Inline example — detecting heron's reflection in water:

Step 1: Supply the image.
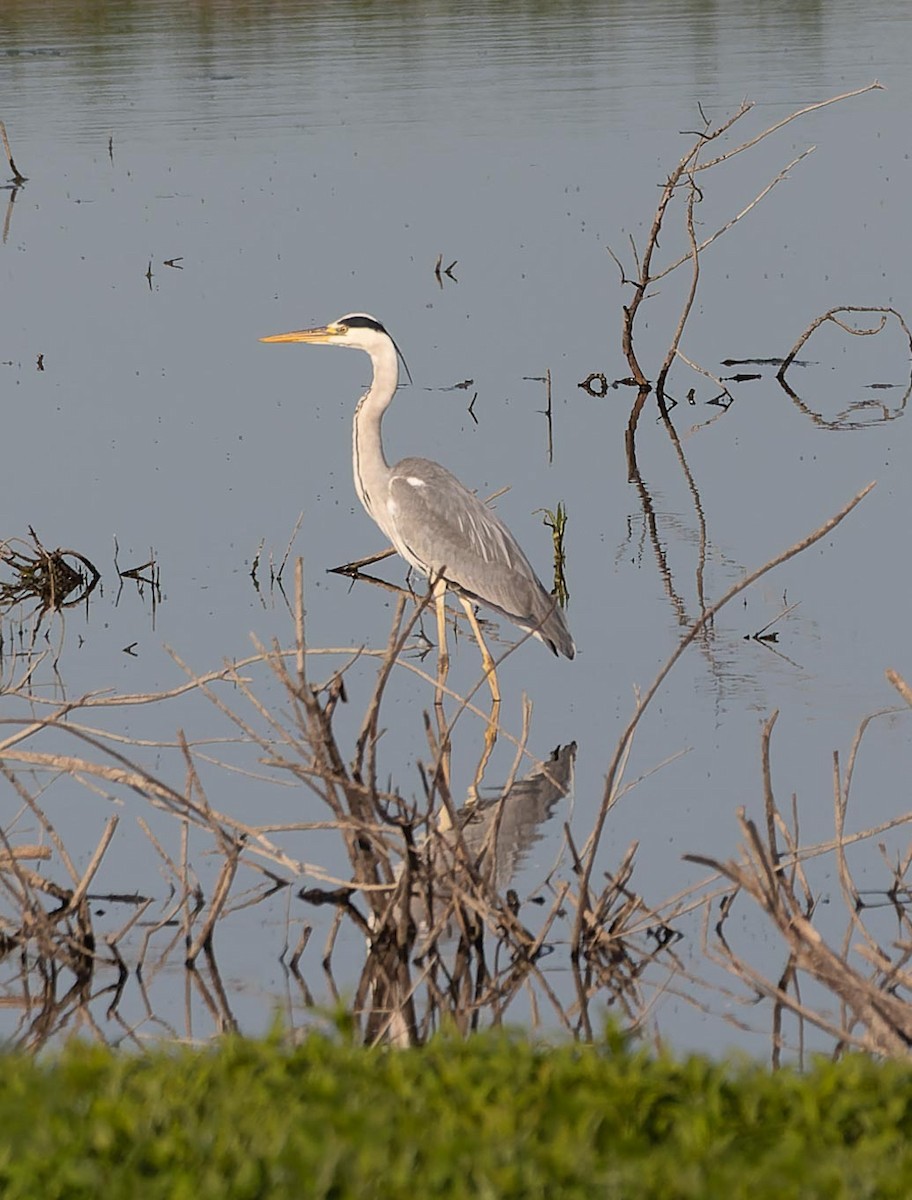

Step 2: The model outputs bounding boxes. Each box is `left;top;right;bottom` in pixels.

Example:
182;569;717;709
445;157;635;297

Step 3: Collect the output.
414;741;576;939
358;741;576;1043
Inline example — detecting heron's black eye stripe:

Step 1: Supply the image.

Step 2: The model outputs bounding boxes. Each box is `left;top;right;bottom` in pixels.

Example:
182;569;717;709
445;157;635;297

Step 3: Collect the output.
340;314;387;333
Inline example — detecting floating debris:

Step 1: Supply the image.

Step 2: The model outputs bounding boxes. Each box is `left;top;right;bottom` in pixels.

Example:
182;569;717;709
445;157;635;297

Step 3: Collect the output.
578;372;608;397
433;253;458;285
113;537;162;627
0;529;99;618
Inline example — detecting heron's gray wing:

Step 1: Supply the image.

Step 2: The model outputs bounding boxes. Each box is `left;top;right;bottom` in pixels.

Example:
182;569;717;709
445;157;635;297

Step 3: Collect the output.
415;744;576;930
455;742;576;889
387;457;553;625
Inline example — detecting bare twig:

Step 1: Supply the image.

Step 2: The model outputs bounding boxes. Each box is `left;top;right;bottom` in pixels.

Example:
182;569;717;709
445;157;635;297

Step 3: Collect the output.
0;121;27;184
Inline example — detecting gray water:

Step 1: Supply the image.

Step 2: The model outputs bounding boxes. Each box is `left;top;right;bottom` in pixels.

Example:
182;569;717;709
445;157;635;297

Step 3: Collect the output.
2;0;912;1054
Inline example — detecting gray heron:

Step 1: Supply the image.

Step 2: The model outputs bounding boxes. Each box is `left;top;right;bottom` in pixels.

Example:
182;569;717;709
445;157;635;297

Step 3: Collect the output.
260;313;574;698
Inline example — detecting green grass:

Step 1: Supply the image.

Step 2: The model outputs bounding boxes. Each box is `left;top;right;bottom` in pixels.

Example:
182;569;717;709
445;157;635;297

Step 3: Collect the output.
1;1027;911;1198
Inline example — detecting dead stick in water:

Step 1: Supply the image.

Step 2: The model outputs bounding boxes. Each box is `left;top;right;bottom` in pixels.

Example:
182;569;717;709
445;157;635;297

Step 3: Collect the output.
0;122;27;184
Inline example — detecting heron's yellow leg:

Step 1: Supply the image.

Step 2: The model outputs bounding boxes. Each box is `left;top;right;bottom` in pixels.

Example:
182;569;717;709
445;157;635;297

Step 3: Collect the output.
433;577;450;706
432;578;452;794
462;595;499;802
459;596;501;706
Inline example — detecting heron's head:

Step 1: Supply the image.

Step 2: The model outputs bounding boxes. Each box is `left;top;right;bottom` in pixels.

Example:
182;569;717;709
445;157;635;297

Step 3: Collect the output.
260;313;412;381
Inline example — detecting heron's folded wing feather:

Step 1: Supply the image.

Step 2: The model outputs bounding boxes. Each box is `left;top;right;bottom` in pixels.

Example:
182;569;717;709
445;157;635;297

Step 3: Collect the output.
389;460;538;593
387;458;574;658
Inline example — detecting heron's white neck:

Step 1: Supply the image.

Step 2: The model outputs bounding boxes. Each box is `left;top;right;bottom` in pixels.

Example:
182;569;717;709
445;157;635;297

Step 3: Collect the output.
352;339;400;534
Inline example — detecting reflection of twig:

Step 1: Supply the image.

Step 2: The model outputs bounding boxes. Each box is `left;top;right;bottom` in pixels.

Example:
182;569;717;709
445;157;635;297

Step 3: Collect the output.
623;397;691;629
2;185;20;245
655;406;709;621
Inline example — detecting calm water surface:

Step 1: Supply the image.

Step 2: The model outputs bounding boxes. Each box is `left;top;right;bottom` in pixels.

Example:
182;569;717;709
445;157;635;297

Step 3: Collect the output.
1;0;911;1054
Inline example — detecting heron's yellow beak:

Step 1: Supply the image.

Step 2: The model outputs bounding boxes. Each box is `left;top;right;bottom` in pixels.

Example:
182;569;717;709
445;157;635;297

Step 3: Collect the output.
259;323;342;344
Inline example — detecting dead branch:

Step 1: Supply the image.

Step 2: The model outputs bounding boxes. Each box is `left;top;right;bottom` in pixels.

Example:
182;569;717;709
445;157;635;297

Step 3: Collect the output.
609;84;881;399
0;121;26;185
690;808;912;1058
778;305;912;379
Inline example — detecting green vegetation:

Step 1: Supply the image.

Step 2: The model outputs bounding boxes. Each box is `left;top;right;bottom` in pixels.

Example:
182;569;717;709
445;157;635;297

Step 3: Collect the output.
1;1029;911;1198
